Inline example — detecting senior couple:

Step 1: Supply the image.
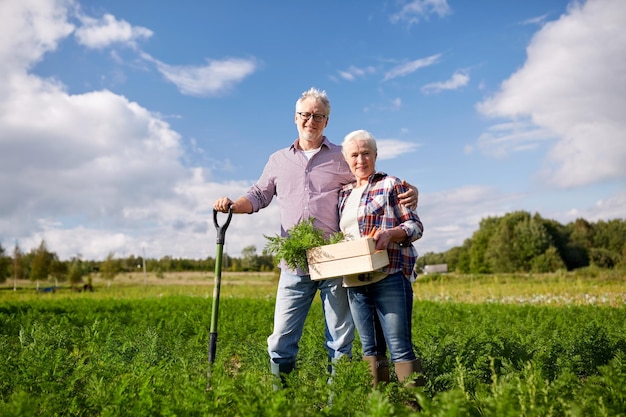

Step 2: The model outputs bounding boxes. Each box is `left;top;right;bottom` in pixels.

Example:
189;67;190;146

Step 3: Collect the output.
213;87;424;390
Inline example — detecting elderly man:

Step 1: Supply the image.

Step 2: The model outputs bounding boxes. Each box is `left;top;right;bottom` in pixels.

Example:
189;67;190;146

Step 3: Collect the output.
213;87;418;389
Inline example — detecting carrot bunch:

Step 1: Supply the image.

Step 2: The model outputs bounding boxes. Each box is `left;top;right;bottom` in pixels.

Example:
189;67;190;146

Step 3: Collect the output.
368;227;379;238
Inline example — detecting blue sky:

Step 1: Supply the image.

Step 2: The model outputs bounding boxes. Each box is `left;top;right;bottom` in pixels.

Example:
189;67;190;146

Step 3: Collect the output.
1;0;625;261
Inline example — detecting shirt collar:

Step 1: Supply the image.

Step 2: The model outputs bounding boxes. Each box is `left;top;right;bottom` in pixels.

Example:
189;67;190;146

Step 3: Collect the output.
341;171;387;191
290;136;330;152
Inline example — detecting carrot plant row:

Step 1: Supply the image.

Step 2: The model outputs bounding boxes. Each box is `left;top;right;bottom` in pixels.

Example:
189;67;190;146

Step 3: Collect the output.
1;295;625;416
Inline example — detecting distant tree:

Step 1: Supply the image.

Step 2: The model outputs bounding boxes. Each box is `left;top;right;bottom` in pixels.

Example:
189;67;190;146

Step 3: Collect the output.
12;243;24;278
0;244;9;284
531;246;566;273
569;218;594;249
443;245;463;273
262;257;277;272
29;240;54;285
159;255;174;273
593;219;626;258
67;256;85;287
483;211;544;273
100;252;120;287
50;255;67;285
454;239;472;273
259;248;278;272
469;216;500;273
537;216;585;270
222;253;231;271
416;251;447;271
485;212;529;273
228;256;242;272
204;256;216;272
461;211;568;273
241;245;260;271
512;214;552;271
589;248;621;269
12;242;24;291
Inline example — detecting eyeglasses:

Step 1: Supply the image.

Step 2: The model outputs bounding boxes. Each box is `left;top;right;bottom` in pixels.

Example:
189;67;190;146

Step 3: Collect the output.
297;112;327;122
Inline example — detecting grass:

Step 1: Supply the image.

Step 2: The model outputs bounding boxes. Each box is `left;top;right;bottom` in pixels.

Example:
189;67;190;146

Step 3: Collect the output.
0;271;278;301
2;268;624;305
413;269;626;306
2;269;626;416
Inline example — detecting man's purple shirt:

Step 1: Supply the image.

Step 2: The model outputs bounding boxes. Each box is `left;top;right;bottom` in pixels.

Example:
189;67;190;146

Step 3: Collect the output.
245;137;353;272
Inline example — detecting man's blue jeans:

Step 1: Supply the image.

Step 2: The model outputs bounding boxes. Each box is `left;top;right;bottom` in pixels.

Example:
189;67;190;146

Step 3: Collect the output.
347;271;416;363
268;270;354;365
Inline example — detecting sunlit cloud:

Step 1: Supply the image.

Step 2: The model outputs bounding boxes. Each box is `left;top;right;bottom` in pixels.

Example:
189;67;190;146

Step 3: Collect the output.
520;13;550;26
476;119;555;158
75;13;153;49
476;0;626;187
390;0;452;25
421;71;469;94
376;139;420;160
383;53;441;81
337;65;376;81
142;53;259;97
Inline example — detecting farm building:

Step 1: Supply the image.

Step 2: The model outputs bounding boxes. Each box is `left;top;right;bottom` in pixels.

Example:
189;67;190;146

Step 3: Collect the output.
423;264;448;274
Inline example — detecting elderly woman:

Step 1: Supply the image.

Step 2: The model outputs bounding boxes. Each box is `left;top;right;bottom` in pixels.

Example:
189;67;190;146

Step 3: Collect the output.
338;129;425;388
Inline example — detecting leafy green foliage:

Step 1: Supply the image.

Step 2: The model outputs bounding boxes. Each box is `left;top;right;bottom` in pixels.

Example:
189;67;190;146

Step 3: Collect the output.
590;247;621;268
0;244;9;283
29;240;54;282
264;218;343;271
432;211;626;274
1;296;626;416
100;251;120;282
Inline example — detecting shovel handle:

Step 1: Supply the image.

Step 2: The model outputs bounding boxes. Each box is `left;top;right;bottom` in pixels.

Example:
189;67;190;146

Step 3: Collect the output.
213;207;233;244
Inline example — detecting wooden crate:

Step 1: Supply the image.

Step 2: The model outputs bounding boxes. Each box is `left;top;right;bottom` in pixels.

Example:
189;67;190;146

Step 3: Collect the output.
306;237;389;281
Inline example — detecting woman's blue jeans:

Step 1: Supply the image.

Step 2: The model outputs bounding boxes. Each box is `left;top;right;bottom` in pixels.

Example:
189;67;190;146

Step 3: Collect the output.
347;271;416;363
267;270;354;365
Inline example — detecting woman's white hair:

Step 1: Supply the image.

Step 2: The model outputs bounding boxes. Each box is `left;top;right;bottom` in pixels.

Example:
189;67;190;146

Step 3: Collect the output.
341;129;378;157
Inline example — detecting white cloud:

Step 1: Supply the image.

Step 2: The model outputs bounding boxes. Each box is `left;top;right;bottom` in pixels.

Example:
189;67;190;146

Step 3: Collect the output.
383;54;441;81
142;53;259;97
390;0;451;25
0;0;268;260
0;70;191;250
562;189;626;222
390;97;402;110
477;0;626;188
337;65;376;81
476;119;556;158
0;0;75;71
421;71;469;94
376;139;420;160
75;13;153;49
520;13;550;26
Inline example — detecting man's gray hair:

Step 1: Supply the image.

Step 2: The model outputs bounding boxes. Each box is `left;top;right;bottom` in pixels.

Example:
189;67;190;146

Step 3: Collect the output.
296;87;331;115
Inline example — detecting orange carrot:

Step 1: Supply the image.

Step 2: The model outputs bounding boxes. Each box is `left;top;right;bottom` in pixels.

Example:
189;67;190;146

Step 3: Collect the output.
368;227;378;238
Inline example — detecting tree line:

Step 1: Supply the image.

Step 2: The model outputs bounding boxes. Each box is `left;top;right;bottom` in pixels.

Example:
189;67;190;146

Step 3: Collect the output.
1;211;625;286
417;211;626;273
0;241;275;288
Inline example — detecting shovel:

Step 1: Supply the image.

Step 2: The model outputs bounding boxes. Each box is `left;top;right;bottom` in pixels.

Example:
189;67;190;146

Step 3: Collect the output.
207;206;233;387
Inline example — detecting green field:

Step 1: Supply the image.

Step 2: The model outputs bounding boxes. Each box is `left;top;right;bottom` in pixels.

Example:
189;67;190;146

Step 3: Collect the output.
1;271;625;416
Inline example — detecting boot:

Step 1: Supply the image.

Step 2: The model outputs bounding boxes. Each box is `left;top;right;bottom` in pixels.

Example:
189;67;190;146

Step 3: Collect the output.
363;355;390;387
394;358;425;388
270;361;296;391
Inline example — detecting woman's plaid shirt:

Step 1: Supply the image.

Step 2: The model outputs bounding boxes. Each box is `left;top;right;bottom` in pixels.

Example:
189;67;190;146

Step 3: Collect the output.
338;172;424;281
